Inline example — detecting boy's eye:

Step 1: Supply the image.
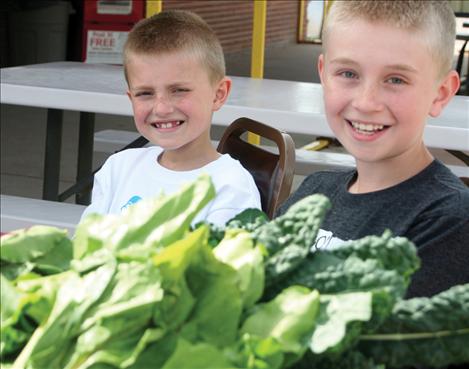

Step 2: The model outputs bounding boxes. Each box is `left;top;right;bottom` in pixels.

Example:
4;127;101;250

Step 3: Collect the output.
340;70;357;79
173;88;190;93
135;91;152;97
387;77;405;85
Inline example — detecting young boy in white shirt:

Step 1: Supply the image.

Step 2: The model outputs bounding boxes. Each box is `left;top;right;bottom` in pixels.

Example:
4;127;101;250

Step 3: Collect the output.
278;0;469;297
82;10;261;226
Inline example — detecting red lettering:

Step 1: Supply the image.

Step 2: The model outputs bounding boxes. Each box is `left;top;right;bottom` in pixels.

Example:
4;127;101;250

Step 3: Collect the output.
90;37;116;48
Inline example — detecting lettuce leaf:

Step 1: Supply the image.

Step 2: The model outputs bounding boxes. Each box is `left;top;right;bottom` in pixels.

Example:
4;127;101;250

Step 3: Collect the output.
1;226;72;279
214;229;265;308
73;174;215;259
240;286;320;366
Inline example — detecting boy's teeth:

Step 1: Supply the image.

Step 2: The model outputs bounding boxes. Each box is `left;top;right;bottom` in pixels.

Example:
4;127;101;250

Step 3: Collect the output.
350;121;384;133
156;121;181;129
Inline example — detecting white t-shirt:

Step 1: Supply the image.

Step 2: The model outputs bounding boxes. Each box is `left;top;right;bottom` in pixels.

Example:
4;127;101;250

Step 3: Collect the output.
81;147;262;226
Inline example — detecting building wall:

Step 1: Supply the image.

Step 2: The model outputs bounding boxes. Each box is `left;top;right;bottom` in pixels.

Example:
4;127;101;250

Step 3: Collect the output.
1;0;301;67
162;0;299;53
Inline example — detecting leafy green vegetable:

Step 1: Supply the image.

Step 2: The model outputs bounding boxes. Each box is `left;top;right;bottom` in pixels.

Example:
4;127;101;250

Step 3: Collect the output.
310;292;373;355
358;283;469;368
73;174;215;260
213;229;265;308
226;208;269;233
0;226;70;264
161;338;236;369
240;286;320;367
1;275;32;358
2;175;468;369
267;231;419;299
194;208;269;248
13;263;117;369
179;237;243;347
1;226;72;279
255;194;331;288
264;231;420;342
293;350;385;369
329;230;420;282
225;333;284;369
255;194;330;256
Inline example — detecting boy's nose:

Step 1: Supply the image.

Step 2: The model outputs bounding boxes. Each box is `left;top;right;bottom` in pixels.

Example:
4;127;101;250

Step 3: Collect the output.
351;83;384;112
152;95;174;115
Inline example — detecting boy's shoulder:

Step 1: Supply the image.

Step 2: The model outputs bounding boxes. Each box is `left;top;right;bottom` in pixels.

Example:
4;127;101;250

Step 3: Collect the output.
209;153;259;183
415;160;469;195
393;160;469;221
301;168;354;191
275;168;353;217
98;147;161;178
105;146;161;165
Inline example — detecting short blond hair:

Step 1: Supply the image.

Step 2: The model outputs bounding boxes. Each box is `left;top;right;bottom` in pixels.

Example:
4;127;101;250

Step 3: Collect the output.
322;0;456;78
123;10;225;84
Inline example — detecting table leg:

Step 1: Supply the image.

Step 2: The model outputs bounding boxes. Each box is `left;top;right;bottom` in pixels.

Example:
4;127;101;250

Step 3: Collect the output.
75;112;95;205
42;109;63;201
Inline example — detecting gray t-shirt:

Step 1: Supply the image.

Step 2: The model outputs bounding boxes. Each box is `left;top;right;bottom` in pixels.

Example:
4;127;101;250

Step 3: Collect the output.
277;160;469;298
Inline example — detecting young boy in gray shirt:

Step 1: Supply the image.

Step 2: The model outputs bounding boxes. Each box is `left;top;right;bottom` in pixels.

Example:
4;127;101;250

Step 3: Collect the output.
278;0;469;298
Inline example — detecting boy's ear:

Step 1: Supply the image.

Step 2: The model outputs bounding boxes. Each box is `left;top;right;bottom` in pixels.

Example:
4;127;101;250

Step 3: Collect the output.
318;54;325;84
429;70;460;118
212;77;232;111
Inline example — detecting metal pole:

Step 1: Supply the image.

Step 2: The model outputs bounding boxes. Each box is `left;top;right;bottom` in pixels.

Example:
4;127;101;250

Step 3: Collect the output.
146;0;163;17
248;0;267;145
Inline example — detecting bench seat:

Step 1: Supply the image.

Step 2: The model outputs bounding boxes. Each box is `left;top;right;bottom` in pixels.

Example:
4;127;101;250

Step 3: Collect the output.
93;129;469;177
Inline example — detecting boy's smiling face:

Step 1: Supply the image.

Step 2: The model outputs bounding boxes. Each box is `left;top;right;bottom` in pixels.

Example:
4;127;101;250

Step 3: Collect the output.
126;50;230;153
318;18;458;166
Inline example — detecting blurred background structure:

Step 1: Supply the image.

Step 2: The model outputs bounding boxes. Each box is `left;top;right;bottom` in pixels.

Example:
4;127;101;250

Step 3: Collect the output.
1;0;468;201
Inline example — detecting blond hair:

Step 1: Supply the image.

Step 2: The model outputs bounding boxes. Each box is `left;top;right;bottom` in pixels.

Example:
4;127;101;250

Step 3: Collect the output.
123;10;225;84
322;0;456;78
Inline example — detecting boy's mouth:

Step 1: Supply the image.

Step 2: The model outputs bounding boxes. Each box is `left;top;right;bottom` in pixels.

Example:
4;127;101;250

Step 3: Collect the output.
151;120;184;129
347;120;388;135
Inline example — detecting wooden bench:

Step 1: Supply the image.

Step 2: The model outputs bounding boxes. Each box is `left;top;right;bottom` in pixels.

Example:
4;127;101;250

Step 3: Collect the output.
93;129;469;177
0;195;86;235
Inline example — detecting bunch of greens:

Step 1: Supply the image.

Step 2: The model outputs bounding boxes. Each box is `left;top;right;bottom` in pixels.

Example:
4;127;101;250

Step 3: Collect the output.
1;174;468;369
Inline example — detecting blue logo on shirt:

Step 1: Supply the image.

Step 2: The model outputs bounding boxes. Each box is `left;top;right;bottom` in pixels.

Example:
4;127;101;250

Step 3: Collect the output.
121;195;142;211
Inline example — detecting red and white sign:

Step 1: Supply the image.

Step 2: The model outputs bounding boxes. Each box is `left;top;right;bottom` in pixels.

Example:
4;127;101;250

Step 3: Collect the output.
85;30;128;64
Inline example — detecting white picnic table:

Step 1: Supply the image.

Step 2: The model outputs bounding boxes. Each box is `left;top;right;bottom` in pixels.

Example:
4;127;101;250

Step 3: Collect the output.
1;62;468;203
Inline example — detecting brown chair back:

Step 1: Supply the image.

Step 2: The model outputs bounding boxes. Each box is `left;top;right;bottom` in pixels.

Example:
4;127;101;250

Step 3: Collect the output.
217;117;296;218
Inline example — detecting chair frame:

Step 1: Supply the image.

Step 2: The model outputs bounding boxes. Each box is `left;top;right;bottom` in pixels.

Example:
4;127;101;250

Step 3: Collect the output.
217;117;296;218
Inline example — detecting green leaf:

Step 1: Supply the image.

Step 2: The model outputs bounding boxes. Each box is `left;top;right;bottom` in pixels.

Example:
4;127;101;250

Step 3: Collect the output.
330;230;420;281
226;208;269;232
266;231;419;307
127;331;178;369
0;226;69;264
256;194;330;256
241;286;320;362
151;227;207;332
225;334;284;369
1;275;21;326
358;283;469;368
1;226;72;278
310;292;373;355
1;275;30;358
214;229;265;308
74;174;215;259
258;194;331;288
293;350;385;369
181;242;243;347
162;338;237;368
13;263;116;369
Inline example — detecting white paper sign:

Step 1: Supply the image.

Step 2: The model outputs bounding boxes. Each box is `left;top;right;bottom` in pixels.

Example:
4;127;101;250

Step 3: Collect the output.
85;30;128;64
